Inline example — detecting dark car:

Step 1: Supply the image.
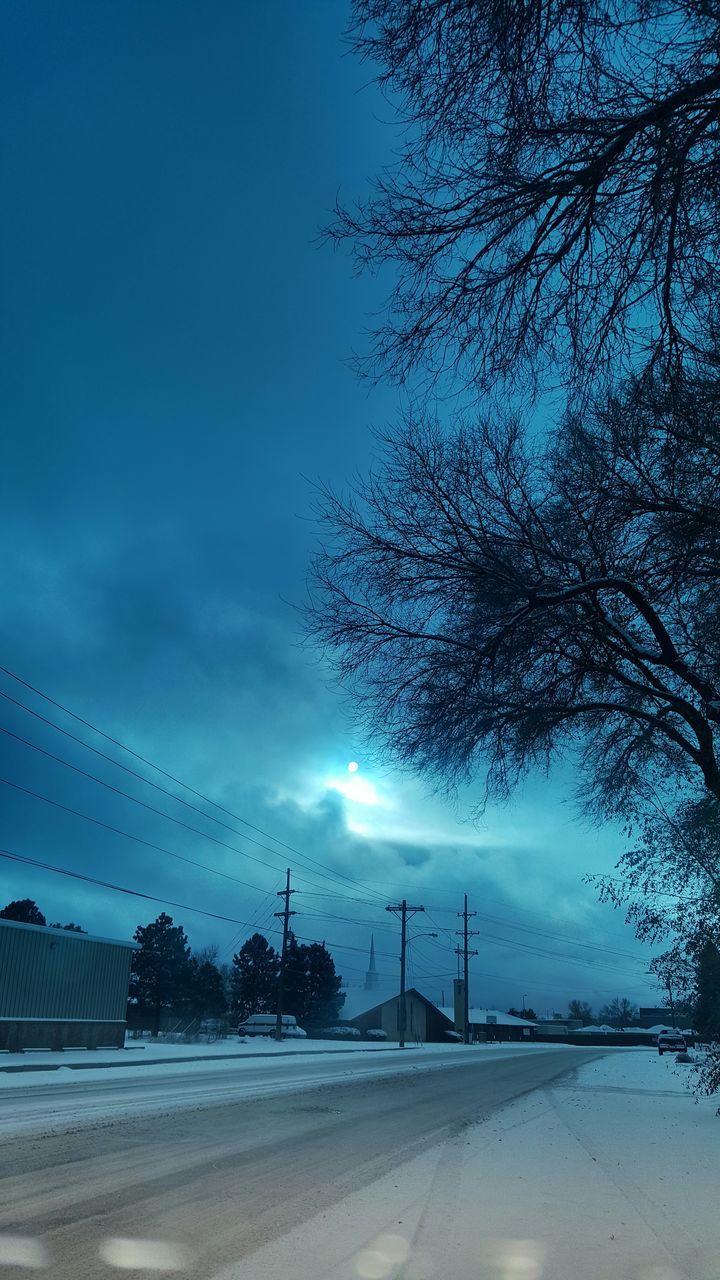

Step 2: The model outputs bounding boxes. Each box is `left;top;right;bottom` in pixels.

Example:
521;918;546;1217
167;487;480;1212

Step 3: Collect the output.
657;1031;687;1056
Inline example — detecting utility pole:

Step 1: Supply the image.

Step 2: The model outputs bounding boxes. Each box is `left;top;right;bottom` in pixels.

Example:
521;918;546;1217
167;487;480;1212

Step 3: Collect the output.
455;895;478;1045
274;868;296;1042
386;900;424;1048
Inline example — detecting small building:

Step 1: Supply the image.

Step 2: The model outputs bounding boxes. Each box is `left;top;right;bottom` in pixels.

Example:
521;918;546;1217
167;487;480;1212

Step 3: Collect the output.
534;1018;583;1035
342;987;455;1043
439;1006;537;1041
0;917;137;1051
638;1006;673;1029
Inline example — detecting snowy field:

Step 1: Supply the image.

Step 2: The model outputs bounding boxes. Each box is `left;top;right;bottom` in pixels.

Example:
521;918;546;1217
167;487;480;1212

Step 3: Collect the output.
222;1049;719;1280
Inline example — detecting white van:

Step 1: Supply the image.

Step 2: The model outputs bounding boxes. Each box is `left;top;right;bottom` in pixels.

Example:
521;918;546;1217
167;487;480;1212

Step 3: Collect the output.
238;1013;307;1039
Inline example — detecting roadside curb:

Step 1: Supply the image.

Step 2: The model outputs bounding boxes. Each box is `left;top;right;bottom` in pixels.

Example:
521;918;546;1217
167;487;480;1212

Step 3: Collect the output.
0;1045;406;1074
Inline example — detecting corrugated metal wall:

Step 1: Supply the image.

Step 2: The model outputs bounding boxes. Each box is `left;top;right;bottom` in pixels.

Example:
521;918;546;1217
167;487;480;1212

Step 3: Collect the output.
0;920;135;1021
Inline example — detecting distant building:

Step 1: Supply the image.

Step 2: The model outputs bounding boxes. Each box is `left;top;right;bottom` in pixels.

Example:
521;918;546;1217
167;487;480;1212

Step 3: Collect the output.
439;1006;537;1041
533;1018;584;1034
0;917;137;1051
364;935;379;992
638;1007;673;1029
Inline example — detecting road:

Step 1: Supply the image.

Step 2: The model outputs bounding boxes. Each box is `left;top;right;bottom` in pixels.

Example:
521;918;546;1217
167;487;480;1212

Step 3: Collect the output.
0;1046;603;1279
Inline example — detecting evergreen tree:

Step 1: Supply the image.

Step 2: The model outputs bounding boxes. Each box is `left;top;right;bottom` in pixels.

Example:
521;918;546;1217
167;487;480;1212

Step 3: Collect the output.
694;940;720;1041
129;913;192;1036
507;1008;537;1022
0;898;46;925
301;941;345;1026
230;933;280;1022
184;956;227;1021
283;936;344;1026
282;933;306;1021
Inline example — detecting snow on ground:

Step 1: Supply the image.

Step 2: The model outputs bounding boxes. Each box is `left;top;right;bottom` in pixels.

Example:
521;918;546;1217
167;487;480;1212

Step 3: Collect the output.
0;1042;570;1135
0;1036;568;1081
219;1048;720;1280
0;1035;399;1073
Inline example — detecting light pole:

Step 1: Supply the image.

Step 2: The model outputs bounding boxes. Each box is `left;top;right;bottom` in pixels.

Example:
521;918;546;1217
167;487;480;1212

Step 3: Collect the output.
405;932;438;1044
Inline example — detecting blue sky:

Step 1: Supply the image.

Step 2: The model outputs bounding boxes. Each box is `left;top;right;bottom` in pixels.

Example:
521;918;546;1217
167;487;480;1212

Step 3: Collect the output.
0;1;658;1014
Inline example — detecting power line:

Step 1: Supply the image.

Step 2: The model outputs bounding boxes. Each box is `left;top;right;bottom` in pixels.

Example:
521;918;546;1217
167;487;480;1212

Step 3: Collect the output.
0;838;410;966
0;774;293;898
0;845;287;933
0;665;389;904
478;929;648;980
0;720;358;900
424;905;649;967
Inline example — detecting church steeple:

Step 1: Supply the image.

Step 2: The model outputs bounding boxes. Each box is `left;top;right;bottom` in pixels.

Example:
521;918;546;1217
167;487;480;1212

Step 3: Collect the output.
364;934;379;991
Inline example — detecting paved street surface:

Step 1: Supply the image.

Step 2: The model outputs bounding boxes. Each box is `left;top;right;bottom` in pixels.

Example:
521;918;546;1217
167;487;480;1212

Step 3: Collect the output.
0;1046;601;1279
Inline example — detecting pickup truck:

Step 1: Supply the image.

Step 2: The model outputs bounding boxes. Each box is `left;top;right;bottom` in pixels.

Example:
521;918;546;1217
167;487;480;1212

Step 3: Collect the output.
657;1031;687;1056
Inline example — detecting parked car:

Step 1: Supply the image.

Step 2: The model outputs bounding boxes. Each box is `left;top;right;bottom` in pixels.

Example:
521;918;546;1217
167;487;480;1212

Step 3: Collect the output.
238;1013;307;1039
322;1025;362;1039
365;1028;388;1041
657;1031;687;1056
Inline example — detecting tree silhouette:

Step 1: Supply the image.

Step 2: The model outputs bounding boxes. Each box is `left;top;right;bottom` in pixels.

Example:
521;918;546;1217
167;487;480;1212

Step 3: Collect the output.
694;940;720;1041
308;373;720;819
333;1;720;395
129;913;191;1036
568;1000;593;1025
230;933;280;1023
184;956;227;1022
599;997;639;1030
0;899;46;925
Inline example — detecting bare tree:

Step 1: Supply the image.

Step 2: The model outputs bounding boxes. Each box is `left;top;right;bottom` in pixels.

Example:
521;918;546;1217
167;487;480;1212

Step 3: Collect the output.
332;1;720;395
567;999;593;1025
599;996;639;1029
307;369;720;817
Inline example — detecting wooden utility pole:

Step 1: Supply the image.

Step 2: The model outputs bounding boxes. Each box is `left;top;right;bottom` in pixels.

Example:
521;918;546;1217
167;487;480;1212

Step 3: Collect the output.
274;868;296;1042
386;900;424;1048
456;895;478;1044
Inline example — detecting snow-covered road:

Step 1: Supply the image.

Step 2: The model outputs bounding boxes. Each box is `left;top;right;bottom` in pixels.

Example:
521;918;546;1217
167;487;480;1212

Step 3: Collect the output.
2;1048;715;1280
0;1041;573;1136
0;1044;600;1279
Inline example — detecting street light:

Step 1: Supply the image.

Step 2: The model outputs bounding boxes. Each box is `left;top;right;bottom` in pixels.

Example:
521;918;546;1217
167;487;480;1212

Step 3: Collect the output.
408;931;439;943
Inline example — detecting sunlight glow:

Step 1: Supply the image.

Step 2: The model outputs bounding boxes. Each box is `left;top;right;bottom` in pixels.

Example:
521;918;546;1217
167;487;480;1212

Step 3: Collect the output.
347;760;359;773
327;774;381;806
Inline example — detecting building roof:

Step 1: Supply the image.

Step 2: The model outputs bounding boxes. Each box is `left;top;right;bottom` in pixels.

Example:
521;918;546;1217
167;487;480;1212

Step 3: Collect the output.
438;1006;536;1027
0;916;138;949
339;986;399;1021
341;987;452;1024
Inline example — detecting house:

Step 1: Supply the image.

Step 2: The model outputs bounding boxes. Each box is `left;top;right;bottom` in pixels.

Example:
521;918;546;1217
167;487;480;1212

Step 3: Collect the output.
0;916;138;1051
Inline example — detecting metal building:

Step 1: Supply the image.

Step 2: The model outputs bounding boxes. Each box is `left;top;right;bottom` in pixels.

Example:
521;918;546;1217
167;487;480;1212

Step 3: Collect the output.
0;917;137;1051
